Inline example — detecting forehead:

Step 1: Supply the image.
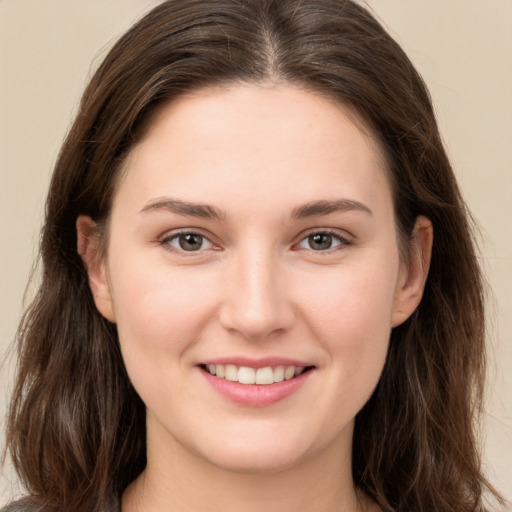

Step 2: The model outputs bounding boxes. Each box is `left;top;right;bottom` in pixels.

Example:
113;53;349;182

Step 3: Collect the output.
139;83;384;163
116;84;392;217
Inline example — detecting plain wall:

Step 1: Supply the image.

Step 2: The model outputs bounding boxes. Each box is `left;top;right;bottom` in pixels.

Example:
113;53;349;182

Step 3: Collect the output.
1;0;510;504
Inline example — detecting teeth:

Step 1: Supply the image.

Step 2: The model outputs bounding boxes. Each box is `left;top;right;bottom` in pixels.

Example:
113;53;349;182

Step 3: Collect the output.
238;366;256;384
284;366;296;380
273;366;285;382
225;364;238;382
204;364;307;385
255;367;273;385
216;364;225;378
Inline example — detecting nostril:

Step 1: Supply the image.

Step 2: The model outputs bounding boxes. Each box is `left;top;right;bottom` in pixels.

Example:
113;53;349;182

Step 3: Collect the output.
218;305;295;341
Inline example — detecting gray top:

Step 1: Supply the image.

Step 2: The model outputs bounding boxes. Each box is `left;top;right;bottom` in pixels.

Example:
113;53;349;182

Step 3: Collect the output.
1;497;120;512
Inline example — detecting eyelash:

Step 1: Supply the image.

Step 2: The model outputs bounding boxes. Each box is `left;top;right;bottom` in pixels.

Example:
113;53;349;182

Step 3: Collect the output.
159;228;353;255
295;229;353;252
159;230;217;255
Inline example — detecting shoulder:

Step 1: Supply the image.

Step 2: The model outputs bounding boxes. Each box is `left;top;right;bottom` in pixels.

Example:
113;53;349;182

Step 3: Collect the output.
1;496;121;512
0;499;40;512
0;497;59;512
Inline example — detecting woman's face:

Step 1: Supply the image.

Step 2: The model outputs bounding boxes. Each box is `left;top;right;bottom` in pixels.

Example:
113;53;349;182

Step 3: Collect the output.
81;84;429;474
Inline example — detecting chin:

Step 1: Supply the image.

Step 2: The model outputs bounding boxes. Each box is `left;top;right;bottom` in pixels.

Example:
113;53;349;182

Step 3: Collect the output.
200;443;309;475
186;420;348;476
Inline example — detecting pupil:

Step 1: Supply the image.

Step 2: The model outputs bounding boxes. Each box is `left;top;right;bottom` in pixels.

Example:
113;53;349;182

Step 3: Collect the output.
309;233;332;250
179;233;203;251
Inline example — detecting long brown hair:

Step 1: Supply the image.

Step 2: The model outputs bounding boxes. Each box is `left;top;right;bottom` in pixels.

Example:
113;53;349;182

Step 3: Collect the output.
4;1;502;510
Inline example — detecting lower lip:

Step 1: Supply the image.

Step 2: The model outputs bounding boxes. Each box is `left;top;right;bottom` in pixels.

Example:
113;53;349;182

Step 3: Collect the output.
200;368;313;407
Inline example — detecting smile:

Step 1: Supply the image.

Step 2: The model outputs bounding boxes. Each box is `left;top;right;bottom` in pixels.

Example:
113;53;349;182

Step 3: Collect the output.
201;364;310;385
199;362;315;407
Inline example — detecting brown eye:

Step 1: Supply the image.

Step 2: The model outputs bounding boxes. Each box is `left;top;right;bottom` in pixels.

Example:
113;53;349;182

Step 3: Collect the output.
166;232;214;252
298;231;348;251
308;233;334;250
179;233;203;251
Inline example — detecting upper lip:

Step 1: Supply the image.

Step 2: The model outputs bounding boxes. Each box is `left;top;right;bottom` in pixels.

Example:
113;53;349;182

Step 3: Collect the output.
199;356;314;369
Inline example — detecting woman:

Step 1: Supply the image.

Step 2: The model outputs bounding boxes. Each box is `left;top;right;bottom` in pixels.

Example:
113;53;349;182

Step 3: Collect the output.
2;0;505;510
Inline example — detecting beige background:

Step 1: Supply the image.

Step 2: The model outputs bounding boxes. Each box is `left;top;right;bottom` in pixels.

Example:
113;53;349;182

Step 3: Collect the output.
0;0;510;505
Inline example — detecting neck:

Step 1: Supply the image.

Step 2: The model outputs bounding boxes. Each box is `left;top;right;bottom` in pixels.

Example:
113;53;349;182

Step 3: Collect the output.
122;418;373;512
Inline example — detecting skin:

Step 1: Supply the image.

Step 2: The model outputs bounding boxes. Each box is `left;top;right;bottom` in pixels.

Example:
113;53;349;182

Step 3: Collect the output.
78;84;432;512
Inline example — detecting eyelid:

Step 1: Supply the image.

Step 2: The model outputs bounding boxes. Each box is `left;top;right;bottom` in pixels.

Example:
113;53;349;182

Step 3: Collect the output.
156;227;353;254
294;228;353;251
159;228;220;254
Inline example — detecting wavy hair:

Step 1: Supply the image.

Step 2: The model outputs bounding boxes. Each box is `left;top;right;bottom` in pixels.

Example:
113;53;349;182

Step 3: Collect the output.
4;1;502;510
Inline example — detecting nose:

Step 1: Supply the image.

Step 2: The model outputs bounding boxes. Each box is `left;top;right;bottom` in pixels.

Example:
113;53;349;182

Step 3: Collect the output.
218;248;295;340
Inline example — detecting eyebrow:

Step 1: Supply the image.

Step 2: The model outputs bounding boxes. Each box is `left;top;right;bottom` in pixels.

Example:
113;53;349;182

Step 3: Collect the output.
291;199;373;219
140;198;224;220
140;197;372;221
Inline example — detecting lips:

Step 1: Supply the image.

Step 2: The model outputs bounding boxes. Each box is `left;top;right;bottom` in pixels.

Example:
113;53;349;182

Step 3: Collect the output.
198;359;315;407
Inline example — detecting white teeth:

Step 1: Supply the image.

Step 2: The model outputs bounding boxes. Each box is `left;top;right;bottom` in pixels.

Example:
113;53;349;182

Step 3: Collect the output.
225;364;238;382
255;367;274;385
205;364;308;385
284;366;295;380
273;366;285;382
238;366;256;384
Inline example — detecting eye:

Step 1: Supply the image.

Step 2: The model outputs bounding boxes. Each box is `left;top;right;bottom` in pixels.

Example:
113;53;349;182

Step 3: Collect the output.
164;232;214;252
297;231;349;251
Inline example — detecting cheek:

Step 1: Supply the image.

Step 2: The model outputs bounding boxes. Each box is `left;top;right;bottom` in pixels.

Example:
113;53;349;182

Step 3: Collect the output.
106;256;226;416
107;253;221;363
302;257;398;334
298;257;398;382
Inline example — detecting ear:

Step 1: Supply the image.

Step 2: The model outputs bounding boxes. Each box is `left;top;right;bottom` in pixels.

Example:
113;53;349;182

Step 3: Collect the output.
391;215;433;327
76;215;116;323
